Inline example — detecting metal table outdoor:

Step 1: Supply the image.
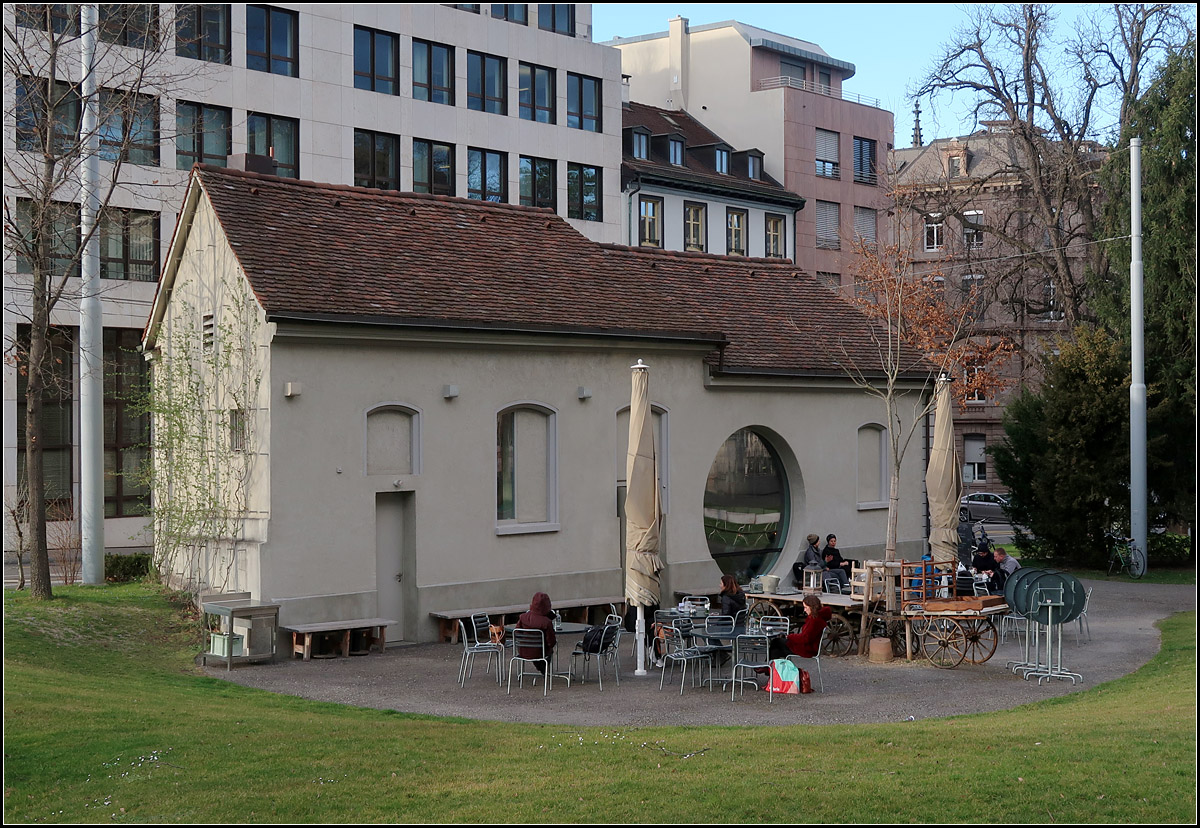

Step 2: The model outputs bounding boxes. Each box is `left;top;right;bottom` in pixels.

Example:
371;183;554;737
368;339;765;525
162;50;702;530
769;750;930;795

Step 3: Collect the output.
201;598;280;671
505;621;590;683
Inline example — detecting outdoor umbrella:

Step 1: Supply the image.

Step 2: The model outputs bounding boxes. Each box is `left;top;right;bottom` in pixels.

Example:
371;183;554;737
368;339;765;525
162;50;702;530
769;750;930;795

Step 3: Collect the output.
926;375;962;567
625;359;663;675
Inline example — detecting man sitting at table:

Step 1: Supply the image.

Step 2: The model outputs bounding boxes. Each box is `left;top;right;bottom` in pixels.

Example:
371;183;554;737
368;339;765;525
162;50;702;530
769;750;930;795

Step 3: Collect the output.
993;547;1021;590
516;592;556;674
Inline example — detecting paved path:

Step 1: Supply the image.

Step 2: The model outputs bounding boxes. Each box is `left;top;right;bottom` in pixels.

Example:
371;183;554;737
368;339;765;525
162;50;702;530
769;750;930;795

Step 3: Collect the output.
202;578;1193;727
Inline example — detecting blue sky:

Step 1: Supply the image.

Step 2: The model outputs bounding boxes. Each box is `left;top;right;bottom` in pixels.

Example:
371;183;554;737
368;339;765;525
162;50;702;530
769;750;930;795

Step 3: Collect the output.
591;3;1100;147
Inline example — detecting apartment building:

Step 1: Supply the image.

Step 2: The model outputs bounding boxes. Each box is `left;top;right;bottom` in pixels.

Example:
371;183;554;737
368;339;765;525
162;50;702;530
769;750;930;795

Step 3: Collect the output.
610;17;894;290
621;100;805;258
3;3;622;554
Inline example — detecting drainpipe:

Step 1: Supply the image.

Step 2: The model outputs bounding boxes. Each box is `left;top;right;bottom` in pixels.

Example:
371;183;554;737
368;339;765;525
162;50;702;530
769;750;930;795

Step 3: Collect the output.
625;177;641;246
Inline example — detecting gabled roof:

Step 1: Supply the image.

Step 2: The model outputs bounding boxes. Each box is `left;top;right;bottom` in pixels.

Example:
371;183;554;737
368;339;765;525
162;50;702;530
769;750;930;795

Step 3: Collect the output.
149;166;907;379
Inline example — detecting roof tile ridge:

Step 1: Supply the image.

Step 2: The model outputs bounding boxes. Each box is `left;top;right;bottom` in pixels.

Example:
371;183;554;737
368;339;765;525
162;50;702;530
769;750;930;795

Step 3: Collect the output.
598;243;800;268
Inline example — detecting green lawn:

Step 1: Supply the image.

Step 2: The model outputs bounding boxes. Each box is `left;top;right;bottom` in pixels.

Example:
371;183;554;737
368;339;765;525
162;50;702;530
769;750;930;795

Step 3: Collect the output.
4;583;1195;823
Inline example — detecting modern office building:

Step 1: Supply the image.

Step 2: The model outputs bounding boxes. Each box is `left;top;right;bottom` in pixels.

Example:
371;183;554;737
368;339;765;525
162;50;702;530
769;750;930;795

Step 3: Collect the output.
3;4;623;557
609;17;895;292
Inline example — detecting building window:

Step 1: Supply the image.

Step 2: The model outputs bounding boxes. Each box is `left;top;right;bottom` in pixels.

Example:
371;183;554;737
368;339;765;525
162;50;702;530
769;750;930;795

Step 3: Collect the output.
452;4;481;12
816;200;840;250
669;138;684;166
853;206;876;246
780;59;805;83
963;364;986;403
176;101;231;169
703;427;789;580
684;202;706;252
963;210;984;250
815;128;840;179
566;163;601;221
491;4;528;24
246;112;298;178
537;4;575;36
853;136;877;185
246;5;298;77
948;156;962;178
1041;277;1064;321
99;91;159;166
468;148;507;202
726;209;747;256
497;405;558;533
413;139;455;196
963;434;987;483
99;4;158;49
632;131;649;160
764;213;785;258
638;196;663;247
857;424;887;507
16;325;74;511
519;62;555;123
748;154;762;180
15;77;80;154
176;5;231;64
354;26;399;95
818;69;832;95
15;4;80;35
413;39;455;105
519;155;556;209
817;271;841;290
924;214;944;251
14;200;81;279
354;129;400;190
715;148;730;175
99;209;159;282
467;51;507;114
104;329;150;517
961;273;986;321
566;73;601;132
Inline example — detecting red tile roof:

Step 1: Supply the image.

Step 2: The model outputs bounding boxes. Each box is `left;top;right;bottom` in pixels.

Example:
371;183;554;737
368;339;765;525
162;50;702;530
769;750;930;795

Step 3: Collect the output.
190;166;908;378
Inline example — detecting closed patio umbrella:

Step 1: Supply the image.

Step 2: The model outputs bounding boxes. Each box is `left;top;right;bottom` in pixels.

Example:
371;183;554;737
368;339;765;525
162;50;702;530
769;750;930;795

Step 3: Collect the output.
926;375;962;567
625;359;663;675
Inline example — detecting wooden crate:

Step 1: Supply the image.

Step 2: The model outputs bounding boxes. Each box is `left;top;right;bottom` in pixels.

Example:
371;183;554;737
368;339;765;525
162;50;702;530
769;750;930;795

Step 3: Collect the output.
923;595;1005;612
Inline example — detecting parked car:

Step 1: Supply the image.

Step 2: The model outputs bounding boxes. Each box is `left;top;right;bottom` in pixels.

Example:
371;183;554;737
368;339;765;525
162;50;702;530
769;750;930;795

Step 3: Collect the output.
959;492;1011;523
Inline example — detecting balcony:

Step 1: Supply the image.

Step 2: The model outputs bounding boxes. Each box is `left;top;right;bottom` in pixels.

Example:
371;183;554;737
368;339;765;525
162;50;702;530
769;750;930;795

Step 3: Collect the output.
759;76;882;109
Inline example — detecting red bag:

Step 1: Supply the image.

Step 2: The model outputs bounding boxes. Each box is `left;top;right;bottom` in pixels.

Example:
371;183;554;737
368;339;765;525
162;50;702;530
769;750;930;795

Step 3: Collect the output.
799;668;813;694
764;659;801;694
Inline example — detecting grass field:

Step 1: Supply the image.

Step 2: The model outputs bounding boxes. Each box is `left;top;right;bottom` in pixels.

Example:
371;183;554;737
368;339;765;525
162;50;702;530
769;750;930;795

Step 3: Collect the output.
4;583;1195;824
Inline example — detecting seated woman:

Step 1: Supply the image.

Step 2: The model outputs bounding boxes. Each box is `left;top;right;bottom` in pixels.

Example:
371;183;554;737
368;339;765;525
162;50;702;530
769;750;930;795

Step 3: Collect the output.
769;595;831;661
515;592;556;673
718;574;747;618
971;548;1000;592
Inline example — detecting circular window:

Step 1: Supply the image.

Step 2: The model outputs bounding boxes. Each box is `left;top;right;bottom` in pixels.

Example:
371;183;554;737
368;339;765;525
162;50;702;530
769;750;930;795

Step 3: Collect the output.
703;428;790;581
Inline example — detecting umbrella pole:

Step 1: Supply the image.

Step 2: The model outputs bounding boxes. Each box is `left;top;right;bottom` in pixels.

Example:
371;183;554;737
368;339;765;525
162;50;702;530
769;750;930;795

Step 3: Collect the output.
635;605;648;676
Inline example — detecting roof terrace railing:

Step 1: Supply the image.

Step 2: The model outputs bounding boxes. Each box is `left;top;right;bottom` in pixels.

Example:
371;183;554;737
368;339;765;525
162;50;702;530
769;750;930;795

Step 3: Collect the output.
759;76;882;109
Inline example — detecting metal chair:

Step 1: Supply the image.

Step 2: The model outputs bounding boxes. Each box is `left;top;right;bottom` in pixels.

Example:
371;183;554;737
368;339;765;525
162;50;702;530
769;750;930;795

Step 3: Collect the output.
999;610;1026;645
683;595;710;610
973;582;992;597
1075;587;1093;644
456;619;504;686
759;615;790;637
570;622;621;690
824;577;845;595
730;634;772;702
507;628;553;696
694;615;735;681
658;625;710;694
787;627;827;692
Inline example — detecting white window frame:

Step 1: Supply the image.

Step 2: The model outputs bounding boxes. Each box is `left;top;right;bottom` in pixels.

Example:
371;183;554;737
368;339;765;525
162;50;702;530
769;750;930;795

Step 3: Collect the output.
669;138;684;166
963;209;984;250
715;148;729;175
856;423;888;510
924;214;944;251
963;434;987;483
496;402;559;535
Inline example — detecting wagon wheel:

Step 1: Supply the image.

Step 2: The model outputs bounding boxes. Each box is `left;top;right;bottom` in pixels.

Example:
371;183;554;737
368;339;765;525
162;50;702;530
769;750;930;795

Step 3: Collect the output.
960;617;999;664
748;600;781;623
884;619;909;658
922;617;967;668
821;612;857;657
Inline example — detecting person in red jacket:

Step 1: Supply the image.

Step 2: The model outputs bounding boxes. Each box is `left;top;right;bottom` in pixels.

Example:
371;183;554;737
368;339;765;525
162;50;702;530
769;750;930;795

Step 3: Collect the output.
770;595;831;660
515;592;556;673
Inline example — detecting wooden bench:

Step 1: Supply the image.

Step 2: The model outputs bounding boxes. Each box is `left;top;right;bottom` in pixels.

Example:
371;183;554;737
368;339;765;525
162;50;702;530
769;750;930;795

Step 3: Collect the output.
279;618;394;660
430;596;624;644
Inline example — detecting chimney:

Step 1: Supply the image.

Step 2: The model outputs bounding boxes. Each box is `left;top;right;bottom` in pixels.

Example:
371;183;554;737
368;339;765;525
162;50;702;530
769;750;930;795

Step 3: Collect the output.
226;153;278;176
667;16;689;111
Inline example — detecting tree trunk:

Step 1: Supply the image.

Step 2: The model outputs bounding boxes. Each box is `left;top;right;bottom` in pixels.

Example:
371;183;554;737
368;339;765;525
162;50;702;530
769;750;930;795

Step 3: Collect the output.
885;465;900;562
24;318;54;601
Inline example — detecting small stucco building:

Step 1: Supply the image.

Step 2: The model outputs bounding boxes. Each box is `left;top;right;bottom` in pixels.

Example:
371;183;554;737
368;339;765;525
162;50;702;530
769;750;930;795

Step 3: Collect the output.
144;165;930;643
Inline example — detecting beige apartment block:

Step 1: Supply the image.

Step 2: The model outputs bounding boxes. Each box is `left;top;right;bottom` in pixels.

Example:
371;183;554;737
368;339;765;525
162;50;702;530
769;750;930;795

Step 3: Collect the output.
4;4;623;554
610;17;895;289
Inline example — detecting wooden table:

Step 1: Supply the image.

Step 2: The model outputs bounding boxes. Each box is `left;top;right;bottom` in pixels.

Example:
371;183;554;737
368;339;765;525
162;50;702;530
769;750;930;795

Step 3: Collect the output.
280;618;394;660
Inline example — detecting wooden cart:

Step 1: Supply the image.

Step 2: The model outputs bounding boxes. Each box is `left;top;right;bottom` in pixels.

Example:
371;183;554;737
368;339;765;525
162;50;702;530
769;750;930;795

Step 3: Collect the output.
901;603;1008;668
744;590;862;657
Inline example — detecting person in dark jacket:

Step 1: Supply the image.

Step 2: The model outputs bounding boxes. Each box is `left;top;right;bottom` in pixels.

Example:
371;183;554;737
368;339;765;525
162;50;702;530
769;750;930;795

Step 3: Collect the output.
792;533;825;587
516;591;556;673
821;534;851;591
971;548;1000;592
718;574;747;617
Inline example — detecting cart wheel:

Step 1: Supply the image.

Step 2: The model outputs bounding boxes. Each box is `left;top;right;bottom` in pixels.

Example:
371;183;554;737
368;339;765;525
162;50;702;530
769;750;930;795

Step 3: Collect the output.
885;619;909;657
961;617;998;664
822;612;857;657
748;600;781;622
922;618;967;668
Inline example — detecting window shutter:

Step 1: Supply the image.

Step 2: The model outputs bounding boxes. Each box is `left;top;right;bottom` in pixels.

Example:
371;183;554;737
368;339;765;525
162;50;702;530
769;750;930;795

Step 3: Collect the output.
815;129;839;162
853;206;876;244
816;200;839;247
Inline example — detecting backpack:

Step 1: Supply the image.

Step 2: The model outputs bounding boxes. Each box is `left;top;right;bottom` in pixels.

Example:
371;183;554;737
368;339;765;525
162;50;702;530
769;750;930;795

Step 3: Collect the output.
580;625;607;654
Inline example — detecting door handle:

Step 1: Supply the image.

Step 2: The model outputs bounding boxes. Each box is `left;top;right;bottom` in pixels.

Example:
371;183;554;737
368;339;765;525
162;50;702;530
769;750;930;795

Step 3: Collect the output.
396;572;403;583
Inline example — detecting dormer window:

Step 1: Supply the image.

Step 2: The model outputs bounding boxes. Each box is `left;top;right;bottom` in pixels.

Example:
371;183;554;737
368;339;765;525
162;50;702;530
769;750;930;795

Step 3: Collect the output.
948;156;961;177
632;131;649;160
715;148;729;175
748;154;762;180
669;138;684;166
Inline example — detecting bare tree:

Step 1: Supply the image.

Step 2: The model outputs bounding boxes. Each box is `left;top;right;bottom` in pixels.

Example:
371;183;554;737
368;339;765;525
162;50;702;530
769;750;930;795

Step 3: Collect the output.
3;5;192;599
912;3;1191;327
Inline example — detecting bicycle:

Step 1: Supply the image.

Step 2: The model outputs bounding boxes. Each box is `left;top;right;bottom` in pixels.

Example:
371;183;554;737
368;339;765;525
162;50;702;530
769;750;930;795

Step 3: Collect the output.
1106;533;1146;579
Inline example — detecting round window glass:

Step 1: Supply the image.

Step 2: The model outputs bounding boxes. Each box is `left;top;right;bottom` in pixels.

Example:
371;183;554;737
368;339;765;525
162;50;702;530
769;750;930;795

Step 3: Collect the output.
703;428;789;581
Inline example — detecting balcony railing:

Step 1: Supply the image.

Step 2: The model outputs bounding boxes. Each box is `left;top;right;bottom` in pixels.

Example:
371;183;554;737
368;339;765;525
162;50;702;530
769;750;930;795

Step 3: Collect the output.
759;76;882;109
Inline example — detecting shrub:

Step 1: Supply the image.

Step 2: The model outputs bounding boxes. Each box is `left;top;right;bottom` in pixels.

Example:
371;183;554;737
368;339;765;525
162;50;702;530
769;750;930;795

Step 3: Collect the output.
1147;532;1193;567
105;553;151;582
